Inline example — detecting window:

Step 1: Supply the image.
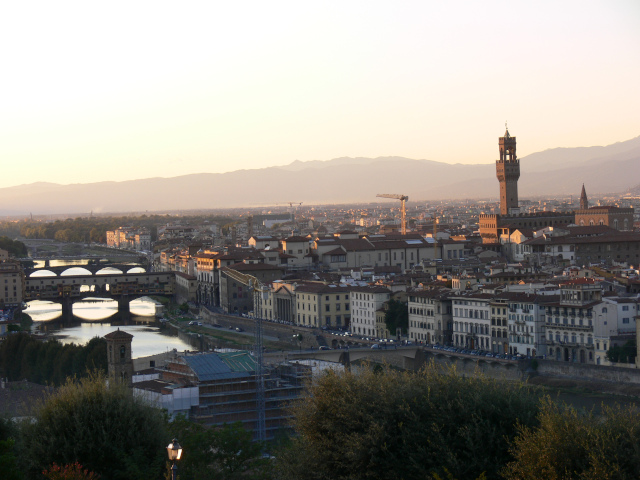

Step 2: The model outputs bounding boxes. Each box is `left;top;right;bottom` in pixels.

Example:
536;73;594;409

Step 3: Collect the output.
325;305;330;312
623;318;630;324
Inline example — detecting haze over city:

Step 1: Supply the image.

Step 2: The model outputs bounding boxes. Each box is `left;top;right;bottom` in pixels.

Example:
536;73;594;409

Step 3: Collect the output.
2;0;639;189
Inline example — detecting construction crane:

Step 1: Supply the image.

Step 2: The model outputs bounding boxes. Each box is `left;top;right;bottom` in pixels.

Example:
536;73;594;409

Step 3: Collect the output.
377;194;409;235
223;268;268;444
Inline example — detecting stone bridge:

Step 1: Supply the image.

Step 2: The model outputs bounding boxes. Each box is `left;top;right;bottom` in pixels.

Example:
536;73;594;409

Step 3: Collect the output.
24;263;147;276
283;346;527;381
24;272;175;320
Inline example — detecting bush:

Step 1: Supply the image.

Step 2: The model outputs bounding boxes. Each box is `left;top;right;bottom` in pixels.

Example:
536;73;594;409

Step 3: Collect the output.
502;399;640;480
276;363;540;480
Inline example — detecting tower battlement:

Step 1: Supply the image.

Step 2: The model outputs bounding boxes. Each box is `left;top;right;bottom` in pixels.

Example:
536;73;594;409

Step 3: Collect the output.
496;127;520;215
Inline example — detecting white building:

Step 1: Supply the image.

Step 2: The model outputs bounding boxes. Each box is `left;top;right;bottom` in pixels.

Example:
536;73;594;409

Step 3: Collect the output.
451;293;493;351
349;286;391;337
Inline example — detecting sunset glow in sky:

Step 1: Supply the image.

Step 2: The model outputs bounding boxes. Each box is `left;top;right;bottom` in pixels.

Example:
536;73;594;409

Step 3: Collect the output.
2;0;639;188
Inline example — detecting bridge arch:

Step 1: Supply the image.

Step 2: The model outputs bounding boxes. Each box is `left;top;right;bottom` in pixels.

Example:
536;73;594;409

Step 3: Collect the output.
96;267;124;275
60;267;92;276
127;267;146;274
30;269;57;278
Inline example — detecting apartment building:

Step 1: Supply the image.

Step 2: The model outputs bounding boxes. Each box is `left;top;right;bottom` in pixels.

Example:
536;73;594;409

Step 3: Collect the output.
489;297;509;354
350;286;391;337
451;293;493;350
0;261;24;307
281;236;313;269
408;288;453;345
106;227;150;251
295;284;351;329
544;280;601;363
219;262;285;314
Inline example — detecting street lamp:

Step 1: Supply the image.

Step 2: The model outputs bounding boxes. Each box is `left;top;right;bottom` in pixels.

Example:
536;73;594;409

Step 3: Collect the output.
167;438;183;480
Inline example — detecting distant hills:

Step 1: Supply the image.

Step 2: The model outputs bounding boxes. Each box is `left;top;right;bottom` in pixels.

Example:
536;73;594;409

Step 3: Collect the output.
1;135;639;215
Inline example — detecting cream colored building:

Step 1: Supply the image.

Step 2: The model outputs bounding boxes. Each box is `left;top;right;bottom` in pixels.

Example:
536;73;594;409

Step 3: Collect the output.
350;286;391;337
408;288;453;345
0;261;25;307
295;284;350;329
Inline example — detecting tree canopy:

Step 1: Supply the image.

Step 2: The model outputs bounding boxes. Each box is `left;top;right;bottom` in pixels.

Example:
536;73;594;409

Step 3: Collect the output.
383;299;408;336
606;339;636;364
169;415;271;480
19;372;168;480
276;363;540;480
0;333;107;386
503;399;640;480
0;236;27;256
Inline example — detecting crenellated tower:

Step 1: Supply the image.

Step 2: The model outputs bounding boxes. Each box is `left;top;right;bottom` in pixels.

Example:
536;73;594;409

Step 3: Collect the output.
496;126;520;215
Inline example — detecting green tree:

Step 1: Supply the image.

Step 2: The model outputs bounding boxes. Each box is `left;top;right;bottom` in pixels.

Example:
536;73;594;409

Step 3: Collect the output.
0;334;107;386
276;363;540;480
169;416;271;480
606;339;636;364
384;299;408;336
502;399;640;480
0;417;22;480
0;237;28;256
20;372;168;480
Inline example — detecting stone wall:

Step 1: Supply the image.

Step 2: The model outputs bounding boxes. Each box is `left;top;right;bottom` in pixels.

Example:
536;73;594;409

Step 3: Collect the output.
532;359;640;385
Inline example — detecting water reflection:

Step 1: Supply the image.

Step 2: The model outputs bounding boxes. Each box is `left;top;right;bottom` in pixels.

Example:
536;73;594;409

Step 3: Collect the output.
32;259;91;268
51;323;192;359
26;297;191;358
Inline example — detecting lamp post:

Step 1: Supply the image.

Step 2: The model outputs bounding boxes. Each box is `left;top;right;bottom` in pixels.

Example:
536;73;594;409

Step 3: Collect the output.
167;438;182;480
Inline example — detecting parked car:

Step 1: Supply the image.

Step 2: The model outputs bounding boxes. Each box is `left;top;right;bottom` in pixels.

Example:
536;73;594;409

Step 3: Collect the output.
371;344;380;349
235;327;243;332
319;346;330;350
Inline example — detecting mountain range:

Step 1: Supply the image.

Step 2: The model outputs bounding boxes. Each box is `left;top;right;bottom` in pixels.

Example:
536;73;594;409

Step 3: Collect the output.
1;135;639;215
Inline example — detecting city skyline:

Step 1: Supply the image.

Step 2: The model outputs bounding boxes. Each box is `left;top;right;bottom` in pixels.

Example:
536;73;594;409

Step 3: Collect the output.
2;0;639;189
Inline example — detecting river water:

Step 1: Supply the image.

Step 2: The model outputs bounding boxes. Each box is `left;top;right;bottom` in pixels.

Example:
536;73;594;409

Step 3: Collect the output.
25;287;192;359
25;258;192;358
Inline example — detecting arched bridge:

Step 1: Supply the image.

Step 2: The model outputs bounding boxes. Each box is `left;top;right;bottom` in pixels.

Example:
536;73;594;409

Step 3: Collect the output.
284;346;527;380
24;263;147;277
25;272;175;319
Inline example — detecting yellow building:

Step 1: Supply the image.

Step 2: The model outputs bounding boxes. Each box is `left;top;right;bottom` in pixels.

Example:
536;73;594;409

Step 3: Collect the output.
295;284;350;329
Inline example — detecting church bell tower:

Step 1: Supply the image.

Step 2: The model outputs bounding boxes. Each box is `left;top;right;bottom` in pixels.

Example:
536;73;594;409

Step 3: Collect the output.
105;328;134;384
496;125;520;215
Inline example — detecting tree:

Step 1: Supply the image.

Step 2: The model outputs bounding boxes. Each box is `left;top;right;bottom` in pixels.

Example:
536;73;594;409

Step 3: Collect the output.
0;334;107;386
384;299;408;336
0;417;22;480
276;363;540;480
502;399;640;480
606;339;636;364
169;416;271;480
19;372;168;480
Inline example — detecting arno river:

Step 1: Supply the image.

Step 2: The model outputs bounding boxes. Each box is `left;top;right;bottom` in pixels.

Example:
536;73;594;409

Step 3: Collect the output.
26;298;192;358
25;259;192;358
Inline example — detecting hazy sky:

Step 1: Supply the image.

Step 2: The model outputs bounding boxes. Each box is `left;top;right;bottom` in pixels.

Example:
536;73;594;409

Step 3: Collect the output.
2;1;639;188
